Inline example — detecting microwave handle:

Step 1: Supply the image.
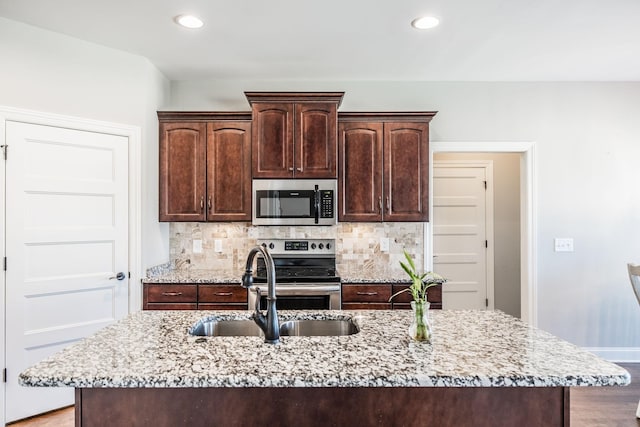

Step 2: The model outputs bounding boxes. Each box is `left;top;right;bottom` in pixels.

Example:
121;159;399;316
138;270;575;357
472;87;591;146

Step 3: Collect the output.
314;185;320;224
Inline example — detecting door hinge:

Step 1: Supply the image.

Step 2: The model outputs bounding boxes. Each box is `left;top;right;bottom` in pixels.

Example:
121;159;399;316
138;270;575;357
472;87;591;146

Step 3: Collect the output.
485;240;488;248
3;256;6;271
484;180;487;189
1;144;6;160
128;272;131;279
3;368;6;383
485;298;489;308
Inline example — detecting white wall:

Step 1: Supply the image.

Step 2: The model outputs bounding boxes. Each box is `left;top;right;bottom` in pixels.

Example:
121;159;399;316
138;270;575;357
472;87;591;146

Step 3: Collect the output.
0;17;171;272
170;79;640;355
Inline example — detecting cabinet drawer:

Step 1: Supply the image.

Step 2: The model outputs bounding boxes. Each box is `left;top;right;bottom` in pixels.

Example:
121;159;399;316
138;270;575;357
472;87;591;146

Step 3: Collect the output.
145;284;197;304
342;284;391;303
391;284;442;310
198;285;247;303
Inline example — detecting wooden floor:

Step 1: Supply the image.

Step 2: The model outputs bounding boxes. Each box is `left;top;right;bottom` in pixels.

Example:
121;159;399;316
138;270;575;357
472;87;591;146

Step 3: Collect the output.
7;363;640;427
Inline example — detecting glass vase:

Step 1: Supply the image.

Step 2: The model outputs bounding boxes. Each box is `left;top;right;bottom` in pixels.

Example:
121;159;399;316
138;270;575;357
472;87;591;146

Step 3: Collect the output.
408;301;432;342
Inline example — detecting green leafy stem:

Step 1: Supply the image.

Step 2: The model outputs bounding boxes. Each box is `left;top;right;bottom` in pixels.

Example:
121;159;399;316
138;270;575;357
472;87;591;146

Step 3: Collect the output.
389;250;446;304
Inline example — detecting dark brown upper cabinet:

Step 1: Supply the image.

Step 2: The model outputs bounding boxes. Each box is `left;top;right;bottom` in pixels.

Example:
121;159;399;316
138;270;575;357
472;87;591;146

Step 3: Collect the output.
159;121;206;221
158;112;252;222
245;92;344;178
338;112;436;222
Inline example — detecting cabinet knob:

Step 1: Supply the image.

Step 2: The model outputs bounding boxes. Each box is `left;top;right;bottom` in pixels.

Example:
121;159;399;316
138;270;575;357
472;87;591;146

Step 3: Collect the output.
378;197;383;212
208;196;212;211
288;167;294;171
386;197;390;212
296;167;303;172
200;196;204;211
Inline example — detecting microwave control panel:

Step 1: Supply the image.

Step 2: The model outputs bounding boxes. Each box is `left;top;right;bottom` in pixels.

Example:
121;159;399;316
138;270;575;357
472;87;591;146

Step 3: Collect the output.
320;190;334;218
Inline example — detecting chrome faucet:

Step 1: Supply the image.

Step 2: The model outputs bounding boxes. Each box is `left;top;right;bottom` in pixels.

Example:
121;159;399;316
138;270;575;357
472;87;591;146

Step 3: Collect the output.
241;245;279;343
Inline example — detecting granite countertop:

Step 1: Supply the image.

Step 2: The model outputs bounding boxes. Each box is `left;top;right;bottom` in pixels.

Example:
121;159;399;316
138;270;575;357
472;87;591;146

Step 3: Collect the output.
143;269;242;284
142;268;410;285
341;277;412;283
20;310;630;389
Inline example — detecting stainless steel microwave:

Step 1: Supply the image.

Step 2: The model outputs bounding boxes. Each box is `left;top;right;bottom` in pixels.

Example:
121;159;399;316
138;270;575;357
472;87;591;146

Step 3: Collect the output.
252;179;337;226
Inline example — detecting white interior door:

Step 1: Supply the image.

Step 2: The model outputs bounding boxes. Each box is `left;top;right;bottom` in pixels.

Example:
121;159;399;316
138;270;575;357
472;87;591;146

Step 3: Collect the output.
5;121;129;422
433;161;493;310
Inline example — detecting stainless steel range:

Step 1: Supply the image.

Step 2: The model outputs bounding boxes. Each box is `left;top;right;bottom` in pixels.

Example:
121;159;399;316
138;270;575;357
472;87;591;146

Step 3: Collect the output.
250;239;341;310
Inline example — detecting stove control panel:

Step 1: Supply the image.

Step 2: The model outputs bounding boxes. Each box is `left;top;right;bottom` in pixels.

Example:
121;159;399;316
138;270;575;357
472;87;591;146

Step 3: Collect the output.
258;239;335;255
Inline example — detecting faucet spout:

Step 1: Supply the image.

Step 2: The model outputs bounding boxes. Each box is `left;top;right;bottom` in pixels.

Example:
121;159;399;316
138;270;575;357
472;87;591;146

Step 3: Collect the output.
241;245;279;343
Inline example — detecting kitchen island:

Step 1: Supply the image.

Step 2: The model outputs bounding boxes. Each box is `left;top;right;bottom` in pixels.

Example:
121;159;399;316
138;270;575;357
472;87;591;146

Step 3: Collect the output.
20;310;629;426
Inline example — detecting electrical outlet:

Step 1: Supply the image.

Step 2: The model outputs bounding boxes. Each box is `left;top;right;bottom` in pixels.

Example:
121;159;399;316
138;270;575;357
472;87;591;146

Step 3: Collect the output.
193;239;203;254
214;239;223;253
380;237;390;252
554;238;574;252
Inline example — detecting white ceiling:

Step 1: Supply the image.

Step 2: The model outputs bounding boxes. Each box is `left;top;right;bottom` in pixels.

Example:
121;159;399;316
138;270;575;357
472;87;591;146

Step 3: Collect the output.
1;0;639;82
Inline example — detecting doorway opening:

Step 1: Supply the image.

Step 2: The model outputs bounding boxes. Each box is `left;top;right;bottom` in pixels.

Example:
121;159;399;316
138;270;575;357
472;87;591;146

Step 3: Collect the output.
430;142;537;325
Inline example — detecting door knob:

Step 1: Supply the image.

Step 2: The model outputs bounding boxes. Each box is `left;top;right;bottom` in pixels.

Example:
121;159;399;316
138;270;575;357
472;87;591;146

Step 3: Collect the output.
109;272;126;281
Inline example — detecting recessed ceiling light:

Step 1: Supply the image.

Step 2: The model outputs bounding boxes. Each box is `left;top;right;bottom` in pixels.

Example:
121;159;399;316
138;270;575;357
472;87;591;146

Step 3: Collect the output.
174;14;204;29
411;16;440;30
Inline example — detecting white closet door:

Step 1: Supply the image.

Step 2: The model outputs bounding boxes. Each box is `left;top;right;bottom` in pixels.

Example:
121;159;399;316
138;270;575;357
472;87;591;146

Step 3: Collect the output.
433;162;492;310
5;121;129;422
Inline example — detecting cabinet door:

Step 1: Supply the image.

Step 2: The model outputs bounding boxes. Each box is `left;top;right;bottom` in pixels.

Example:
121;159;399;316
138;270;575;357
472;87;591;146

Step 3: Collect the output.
295;103;337;178
159;123;206;221
206;122;252;221
338;122;383;222
383;122;429;221
252;103;294;178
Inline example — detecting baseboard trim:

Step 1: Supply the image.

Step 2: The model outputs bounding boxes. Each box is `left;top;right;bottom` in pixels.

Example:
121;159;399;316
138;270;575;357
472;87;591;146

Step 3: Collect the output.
583;347;640;362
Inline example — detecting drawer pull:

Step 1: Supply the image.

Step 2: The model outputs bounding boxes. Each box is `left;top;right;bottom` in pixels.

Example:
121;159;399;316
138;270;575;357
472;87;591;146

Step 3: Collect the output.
161;292;183;296
214;292;233;297
356;291;379;296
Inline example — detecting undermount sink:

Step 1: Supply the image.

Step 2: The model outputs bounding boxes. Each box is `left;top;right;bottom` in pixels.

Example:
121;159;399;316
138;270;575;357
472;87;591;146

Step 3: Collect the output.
190;318;360;337
279;319;359;336
190;319;263;337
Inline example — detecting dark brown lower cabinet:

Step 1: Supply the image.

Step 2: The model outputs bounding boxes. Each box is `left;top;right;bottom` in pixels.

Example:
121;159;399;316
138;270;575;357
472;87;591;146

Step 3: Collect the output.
341;283;392;310
341;282;442;310
75;386;569;427
391;283;443;310
143;283;247;310
198;285;247;310
143;284;198;310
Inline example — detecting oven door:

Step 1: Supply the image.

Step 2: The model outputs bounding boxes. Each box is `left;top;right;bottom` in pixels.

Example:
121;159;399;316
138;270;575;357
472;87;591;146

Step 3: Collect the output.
248;284;341;310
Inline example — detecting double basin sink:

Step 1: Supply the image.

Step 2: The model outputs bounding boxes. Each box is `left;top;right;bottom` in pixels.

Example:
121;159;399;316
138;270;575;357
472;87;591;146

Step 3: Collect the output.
190;317;360;337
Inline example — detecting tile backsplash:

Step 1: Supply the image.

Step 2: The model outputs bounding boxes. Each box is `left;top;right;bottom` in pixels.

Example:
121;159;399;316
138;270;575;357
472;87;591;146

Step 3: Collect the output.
169;222;426;280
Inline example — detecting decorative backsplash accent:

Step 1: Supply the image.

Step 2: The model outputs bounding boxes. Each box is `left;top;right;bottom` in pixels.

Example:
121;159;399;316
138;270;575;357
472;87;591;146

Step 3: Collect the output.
169;222;426;280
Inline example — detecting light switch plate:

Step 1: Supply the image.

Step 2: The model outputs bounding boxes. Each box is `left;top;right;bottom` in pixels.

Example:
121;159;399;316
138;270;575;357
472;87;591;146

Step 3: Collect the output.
214;239;223;253
554;238;574;252
380;237;390;252
193;239;203;253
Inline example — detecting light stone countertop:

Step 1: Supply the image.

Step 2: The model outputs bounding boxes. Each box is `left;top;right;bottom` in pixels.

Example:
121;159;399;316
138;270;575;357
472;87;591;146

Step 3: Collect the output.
20;309;630;389
142;269;242;284
141;268;410;284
